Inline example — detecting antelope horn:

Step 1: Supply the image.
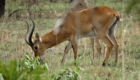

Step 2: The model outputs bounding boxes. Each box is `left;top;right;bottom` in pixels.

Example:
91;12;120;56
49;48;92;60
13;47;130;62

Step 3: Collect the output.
25;18;35;46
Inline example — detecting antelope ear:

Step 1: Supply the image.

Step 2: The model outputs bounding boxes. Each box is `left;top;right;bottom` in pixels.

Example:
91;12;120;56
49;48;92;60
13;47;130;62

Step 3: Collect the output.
36;33;42;42
32;34;36;42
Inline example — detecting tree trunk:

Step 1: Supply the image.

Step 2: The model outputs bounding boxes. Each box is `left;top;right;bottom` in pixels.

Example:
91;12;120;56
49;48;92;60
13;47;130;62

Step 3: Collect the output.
0;0;5;17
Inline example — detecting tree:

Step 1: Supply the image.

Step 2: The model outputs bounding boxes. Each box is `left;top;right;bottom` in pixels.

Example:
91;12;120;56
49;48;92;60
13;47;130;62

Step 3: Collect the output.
0;0;5;17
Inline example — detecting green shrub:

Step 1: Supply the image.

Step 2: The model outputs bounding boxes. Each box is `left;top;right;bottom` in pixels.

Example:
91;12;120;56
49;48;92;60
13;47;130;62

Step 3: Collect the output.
52;66;83;80
0;54;49;80
18;54;49;72
0;60;25;80
0;54;82;80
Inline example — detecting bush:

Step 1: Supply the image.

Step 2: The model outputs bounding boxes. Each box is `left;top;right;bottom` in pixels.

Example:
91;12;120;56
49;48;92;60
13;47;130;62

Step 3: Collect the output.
0;54;82;80
52;66;83;80
0;54;49;80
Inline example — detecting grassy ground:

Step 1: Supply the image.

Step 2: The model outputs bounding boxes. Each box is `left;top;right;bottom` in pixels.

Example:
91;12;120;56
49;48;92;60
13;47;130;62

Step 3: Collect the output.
0;0;140;80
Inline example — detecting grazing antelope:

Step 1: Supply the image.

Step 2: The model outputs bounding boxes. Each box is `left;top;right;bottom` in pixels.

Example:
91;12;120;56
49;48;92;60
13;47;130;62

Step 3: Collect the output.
69;0;102;59
25;6;120;66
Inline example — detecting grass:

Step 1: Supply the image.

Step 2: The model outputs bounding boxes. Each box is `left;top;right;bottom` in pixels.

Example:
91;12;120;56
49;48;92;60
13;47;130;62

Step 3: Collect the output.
0;0;140;80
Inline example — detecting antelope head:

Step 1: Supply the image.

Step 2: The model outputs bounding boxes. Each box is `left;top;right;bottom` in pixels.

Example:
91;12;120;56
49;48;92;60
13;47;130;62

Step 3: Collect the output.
25;18;46;61
70;0;88;11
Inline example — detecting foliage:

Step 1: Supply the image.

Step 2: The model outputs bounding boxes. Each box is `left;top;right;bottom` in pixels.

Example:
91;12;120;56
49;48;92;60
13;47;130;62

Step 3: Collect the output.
18;54;50;80
0;60;25;80
0;54;82;80
52;66;83;80
18;54;49;72
72;55;85;65
126;0;140;13
0;54;50;80
126;0;140;21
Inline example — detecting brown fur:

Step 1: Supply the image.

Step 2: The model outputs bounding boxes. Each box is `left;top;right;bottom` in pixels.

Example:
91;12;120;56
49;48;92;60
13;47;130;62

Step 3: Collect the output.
26;6;120;66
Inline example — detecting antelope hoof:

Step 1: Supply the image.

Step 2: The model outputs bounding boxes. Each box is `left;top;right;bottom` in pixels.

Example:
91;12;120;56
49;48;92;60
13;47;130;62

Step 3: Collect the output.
102;62;107;66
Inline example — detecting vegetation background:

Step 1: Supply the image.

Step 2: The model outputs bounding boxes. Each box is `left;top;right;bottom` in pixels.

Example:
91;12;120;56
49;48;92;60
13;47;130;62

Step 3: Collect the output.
0;0;140;80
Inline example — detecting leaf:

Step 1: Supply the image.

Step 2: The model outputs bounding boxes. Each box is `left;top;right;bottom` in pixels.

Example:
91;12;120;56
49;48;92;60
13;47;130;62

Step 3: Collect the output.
0;60;25;80
25;54;31;61
0;73;4;80
0;61;9;80
75;66;84;71
44;63;49;71
9;60;17;80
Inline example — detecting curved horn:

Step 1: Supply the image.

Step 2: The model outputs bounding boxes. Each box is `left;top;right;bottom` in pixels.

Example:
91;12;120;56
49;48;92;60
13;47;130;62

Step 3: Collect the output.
25;18;35;46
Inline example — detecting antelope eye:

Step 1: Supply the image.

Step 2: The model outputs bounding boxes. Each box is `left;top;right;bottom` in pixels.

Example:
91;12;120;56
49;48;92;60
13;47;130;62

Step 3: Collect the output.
34;46;39;51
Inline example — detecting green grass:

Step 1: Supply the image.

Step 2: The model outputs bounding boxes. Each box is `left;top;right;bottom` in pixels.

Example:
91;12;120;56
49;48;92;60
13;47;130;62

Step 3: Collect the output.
0;0;140;80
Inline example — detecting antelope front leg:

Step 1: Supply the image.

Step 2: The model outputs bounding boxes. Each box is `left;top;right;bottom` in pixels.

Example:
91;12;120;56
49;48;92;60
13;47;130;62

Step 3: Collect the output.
70;35;78;65
90;37;95;59
90;37;101;59
61;42;72;64
95;36;102;59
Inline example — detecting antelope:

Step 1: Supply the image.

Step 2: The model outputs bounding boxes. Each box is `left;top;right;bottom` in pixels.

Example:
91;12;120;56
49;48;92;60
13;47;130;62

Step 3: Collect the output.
69;0;102;59
70;0;88;11
25;6;120;66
